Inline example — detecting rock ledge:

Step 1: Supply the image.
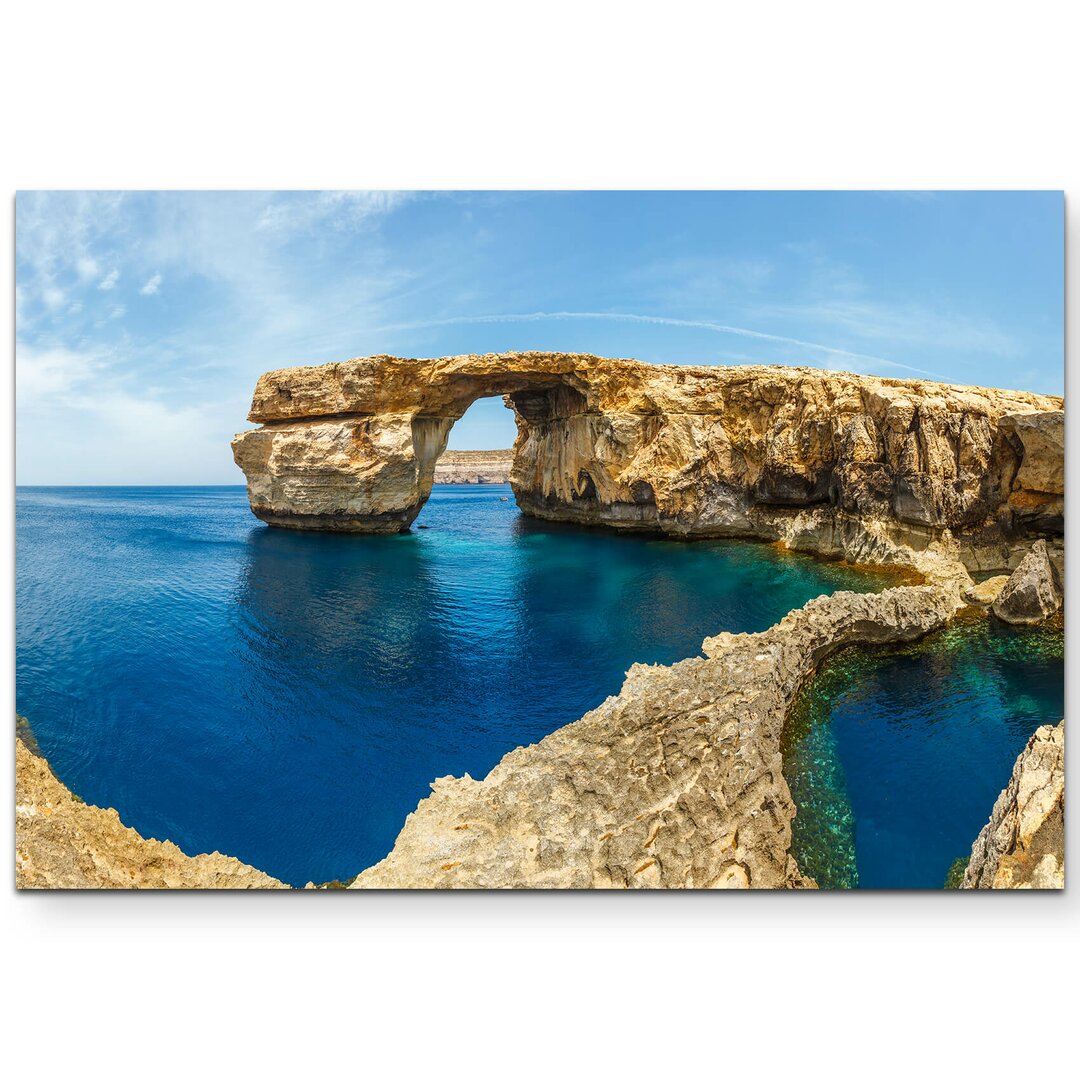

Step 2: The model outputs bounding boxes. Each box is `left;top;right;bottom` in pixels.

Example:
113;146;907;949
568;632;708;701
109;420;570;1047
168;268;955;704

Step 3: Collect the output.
353;570;964;889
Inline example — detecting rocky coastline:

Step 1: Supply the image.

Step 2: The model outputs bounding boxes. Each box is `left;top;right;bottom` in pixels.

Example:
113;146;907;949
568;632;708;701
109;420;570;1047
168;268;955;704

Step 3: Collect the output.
352;550;967;889
15;725;285;889
17;355;1065;889
15;537;1063;889
963;720;1064;889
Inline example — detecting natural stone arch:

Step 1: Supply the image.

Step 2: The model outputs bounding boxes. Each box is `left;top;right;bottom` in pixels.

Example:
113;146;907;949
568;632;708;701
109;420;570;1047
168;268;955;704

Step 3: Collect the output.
232;352;665;535
232;351;1063;570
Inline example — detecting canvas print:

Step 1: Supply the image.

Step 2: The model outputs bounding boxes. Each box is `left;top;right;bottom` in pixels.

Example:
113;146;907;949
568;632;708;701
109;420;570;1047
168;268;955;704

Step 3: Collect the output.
14;191;1064;890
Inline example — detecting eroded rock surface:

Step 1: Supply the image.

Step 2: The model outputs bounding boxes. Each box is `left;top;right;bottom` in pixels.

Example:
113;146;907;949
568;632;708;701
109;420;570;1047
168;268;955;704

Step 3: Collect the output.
964;575;1010;607
963;721;1064;889
232;353;1062;570
991;540;1064;624
15;733;286;889
352;574;964;889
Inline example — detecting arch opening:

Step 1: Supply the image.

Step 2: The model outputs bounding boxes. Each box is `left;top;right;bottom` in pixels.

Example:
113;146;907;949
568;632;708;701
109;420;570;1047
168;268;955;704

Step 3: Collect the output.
409;379;591;529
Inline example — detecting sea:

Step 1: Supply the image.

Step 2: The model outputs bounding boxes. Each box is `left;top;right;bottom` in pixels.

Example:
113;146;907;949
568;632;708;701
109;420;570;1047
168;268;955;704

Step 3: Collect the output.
15;484;1063;887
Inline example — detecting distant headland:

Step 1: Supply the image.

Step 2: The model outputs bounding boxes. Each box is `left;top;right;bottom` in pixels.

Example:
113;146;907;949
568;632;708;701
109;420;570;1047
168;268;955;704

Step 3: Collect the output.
433;449;512;484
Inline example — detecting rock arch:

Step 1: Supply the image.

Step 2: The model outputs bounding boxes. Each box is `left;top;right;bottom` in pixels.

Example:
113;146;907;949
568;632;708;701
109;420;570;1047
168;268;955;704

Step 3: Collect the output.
232;352;660;534
232;351;1063;569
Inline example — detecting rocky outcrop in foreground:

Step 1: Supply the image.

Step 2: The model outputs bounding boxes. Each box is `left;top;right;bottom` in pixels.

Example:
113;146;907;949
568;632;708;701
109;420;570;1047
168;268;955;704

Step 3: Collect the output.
15;733;285;889
433;449;512;484
353;570;964;889
963;721;1064;889
232;353;1062;572
991;539;1064;624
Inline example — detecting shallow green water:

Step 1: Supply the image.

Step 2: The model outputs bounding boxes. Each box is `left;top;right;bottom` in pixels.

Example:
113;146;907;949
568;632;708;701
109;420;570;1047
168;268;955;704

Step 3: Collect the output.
782;614;1064;889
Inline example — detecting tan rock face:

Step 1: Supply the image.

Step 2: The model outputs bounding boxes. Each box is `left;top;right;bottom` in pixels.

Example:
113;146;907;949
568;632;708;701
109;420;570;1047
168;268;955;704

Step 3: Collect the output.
15;733;286;889
991;539;1064;624
963;721;1064;889
964;575;1010;607
232;353;1062;568
352;573;964;889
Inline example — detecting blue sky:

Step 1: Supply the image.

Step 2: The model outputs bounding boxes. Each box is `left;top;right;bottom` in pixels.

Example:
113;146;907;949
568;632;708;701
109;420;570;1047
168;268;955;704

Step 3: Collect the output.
15;190;1062;484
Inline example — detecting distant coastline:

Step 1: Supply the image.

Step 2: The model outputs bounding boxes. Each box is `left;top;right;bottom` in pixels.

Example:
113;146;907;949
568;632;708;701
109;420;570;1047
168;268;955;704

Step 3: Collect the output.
433;449;512;484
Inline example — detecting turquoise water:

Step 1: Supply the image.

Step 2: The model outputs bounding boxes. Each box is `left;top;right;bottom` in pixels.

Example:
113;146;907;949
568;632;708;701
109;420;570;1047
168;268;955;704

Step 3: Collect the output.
783;615;1064;889
16;484;885;887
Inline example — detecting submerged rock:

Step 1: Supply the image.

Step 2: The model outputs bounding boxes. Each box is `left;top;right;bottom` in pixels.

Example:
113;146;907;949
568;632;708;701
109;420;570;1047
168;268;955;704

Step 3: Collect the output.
15;727;286;889
991;540;1063;624
963;720;1064;889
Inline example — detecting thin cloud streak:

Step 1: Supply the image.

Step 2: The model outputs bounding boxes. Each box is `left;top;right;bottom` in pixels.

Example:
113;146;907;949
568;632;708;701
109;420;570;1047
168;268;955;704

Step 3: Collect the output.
376;310;947;379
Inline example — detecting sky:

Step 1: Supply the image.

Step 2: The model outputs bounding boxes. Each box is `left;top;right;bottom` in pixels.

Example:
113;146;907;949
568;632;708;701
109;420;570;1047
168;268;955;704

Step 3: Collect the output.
15;190;1063;484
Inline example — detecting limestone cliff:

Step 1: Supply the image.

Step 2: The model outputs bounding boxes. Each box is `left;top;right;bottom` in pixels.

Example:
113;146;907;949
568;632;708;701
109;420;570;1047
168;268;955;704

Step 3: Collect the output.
433;449;513;484
15;731;285;889
963;720;1064;889
232;352;1062;571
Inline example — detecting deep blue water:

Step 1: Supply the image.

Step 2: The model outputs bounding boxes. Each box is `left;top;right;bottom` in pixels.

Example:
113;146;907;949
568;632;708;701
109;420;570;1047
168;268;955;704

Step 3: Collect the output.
16;484;886;887
783;615;1063;889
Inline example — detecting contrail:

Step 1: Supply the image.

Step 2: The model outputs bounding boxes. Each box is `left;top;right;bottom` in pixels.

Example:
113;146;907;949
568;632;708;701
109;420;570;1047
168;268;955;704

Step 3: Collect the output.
374;310;944;379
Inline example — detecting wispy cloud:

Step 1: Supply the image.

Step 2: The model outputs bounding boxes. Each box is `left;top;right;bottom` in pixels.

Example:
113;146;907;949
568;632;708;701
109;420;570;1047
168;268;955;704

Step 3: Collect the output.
15;191;424;483
16;343;105;407
376;310;947;379
255;190;419;234
752;298;1021;360
624;243;1010;374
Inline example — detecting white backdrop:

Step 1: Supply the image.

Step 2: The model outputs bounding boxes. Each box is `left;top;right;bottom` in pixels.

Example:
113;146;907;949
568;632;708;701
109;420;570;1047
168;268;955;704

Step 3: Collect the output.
4;2;1076;1076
